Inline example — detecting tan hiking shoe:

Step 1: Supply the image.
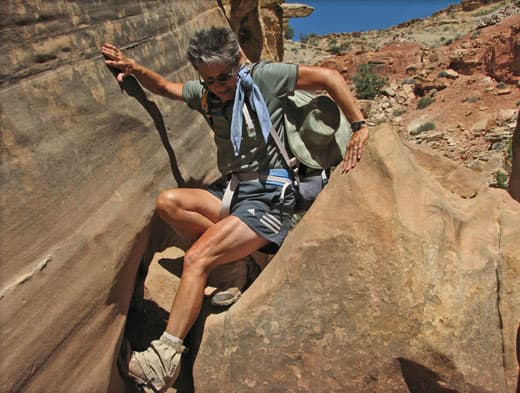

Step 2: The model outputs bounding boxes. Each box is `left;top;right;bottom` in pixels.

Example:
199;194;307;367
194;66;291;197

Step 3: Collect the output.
127;333;186;393
210;256;261;307
211;286;243;306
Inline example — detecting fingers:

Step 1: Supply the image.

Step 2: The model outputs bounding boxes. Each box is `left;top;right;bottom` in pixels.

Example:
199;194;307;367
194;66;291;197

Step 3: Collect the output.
101;44;122;61
341;128;369;174
342;143;363;174
103;43;119;51
102;43;120;54
101;43;133;81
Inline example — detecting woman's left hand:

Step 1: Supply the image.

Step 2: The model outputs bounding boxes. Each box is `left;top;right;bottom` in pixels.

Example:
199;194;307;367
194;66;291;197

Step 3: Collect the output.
342;125;369;174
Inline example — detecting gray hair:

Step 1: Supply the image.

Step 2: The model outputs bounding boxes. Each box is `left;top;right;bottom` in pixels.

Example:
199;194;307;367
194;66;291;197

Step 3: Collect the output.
187;27;240;68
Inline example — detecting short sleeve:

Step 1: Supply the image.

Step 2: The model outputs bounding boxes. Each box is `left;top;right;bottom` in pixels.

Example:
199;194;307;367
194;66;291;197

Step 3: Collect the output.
252;62;298;100
182;80;205;112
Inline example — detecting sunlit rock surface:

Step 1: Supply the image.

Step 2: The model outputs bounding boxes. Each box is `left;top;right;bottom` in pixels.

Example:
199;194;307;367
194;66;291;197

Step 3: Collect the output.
193;126;519;393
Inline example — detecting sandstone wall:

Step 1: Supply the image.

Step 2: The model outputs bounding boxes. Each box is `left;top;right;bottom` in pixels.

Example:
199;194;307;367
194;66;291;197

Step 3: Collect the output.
0;1;227;392
219;0;285;62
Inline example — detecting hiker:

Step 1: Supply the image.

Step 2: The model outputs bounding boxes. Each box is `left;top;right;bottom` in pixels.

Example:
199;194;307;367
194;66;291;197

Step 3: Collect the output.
102;26;368;392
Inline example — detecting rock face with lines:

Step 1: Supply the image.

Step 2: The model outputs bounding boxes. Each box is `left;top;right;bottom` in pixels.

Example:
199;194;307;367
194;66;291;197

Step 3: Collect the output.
0;0;293;391
509;113;520;201
1;1;225;392
219;0;290;62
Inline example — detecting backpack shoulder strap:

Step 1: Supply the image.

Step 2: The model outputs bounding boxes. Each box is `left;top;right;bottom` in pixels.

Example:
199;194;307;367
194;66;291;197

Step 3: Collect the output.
201;88;209;113
268;122;300;183
200;87;215;125
243;61;300;182
249;61;261;75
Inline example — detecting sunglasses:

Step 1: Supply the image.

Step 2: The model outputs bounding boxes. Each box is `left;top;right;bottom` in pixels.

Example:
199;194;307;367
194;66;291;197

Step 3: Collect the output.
200;64;238;87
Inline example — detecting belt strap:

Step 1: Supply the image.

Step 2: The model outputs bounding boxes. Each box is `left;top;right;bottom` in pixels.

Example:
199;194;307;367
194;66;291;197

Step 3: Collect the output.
220;173;240;219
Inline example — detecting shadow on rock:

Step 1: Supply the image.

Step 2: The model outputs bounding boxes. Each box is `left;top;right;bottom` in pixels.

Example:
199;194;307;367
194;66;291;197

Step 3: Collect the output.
105;62;185;187
398;358;458;393
158;256;184;278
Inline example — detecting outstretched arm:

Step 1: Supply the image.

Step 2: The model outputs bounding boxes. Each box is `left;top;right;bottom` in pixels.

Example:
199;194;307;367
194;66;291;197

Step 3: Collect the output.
296;65;369;173
101;44;184;101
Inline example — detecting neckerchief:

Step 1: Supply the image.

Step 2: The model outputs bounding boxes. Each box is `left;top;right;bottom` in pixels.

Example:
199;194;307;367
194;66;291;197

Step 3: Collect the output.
230;66;272;156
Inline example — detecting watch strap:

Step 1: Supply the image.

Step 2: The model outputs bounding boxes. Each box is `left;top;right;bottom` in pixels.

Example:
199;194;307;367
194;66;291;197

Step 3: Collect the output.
351;120;366;132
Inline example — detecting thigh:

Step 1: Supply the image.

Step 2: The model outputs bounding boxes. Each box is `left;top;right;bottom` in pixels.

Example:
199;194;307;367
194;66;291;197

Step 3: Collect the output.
187;215;269;270
165;188;222;223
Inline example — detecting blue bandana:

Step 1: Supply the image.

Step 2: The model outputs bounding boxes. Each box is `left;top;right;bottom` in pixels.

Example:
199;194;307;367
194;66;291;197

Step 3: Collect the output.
230;66;272;156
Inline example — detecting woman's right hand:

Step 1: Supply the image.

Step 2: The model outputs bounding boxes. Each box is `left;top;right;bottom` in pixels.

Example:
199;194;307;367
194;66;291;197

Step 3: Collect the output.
101;44;136;82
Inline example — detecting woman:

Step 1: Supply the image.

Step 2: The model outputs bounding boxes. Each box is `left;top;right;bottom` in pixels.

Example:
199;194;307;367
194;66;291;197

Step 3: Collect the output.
102;26;368;392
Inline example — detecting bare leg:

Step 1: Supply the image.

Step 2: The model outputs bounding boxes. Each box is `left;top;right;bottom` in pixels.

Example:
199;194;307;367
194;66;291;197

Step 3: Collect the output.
166;215;268;338
157;188;267;338
155;188;222;243
155;187;268;337
126;188;268;391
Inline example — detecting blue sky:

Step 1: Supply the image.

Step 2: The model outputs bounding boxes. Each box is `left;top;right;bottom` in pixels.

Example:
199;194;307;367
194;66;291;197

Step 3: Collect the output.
287;0;460;39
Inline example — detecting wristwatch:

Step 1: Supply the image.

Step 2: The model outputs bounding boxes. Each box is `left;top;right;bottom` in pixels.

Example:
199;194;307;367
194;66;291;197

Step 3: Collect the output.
351;120;367;132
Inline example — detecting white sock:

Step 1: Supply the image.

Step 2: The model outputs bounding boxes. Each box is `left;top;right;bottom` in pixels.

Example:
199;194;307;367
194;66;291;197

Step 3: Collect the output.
161;331;183;345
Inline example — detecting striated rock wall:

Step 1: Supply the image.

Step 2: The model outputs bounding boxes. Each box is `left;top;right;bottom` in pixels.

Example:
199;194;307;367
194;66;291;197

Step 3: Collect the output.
0;1;228;392
0;0;293;391
193;126;520;392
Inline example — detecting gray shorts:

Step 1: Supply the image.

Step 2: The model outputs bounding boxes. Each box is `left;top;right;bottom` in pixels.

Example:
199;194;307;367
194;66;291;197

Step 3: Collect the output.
208;174;296;253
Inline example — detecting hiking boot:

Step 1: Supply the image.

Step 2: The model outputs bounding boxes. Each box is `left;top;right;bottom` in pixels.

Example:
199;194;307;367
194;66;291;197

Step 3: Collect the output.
211;286;243;306
210;256;262;307
127;333;186;393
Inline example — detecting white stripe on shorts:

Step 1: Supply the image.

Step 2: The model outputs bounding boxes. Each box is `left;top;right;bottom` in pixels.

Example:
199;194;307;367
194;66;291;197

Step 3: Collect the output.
260;213;281;234
260;218;280;234
263;213;281;228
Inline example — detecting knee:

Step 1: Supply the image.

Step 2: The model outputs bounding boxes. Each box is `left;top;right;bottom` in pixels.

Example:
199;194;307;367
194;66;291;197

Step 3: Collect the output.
156;189;182;216
183;247;211;277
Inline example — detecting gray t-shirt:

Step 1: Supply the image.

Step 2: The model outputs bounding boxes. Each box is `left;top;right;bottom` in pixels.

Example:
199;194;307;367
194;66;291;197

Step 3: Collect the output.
182;62;298;175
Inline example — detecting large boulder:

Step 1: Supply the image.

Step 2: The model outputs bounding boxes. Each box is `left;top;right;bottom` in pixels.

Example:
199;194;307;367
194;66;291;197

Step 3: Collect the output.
192;125;520;392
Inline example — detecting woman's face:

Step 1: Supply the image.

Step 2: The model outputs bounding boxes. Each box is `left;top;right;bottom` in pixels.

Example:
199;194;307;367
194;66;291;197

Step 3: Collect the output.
198;62;239;102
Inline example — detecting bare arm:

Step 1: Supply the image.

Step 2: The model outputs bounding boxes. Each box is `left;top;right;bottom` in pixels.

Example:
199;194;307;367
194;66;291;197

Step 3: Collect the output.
101;44;184;101
296;65;369;173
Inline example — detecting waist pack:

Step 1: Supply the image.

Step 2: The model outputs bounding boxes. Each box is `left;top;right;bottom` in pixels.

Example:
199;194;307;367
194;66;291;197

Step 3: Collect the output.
281;89;352;210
